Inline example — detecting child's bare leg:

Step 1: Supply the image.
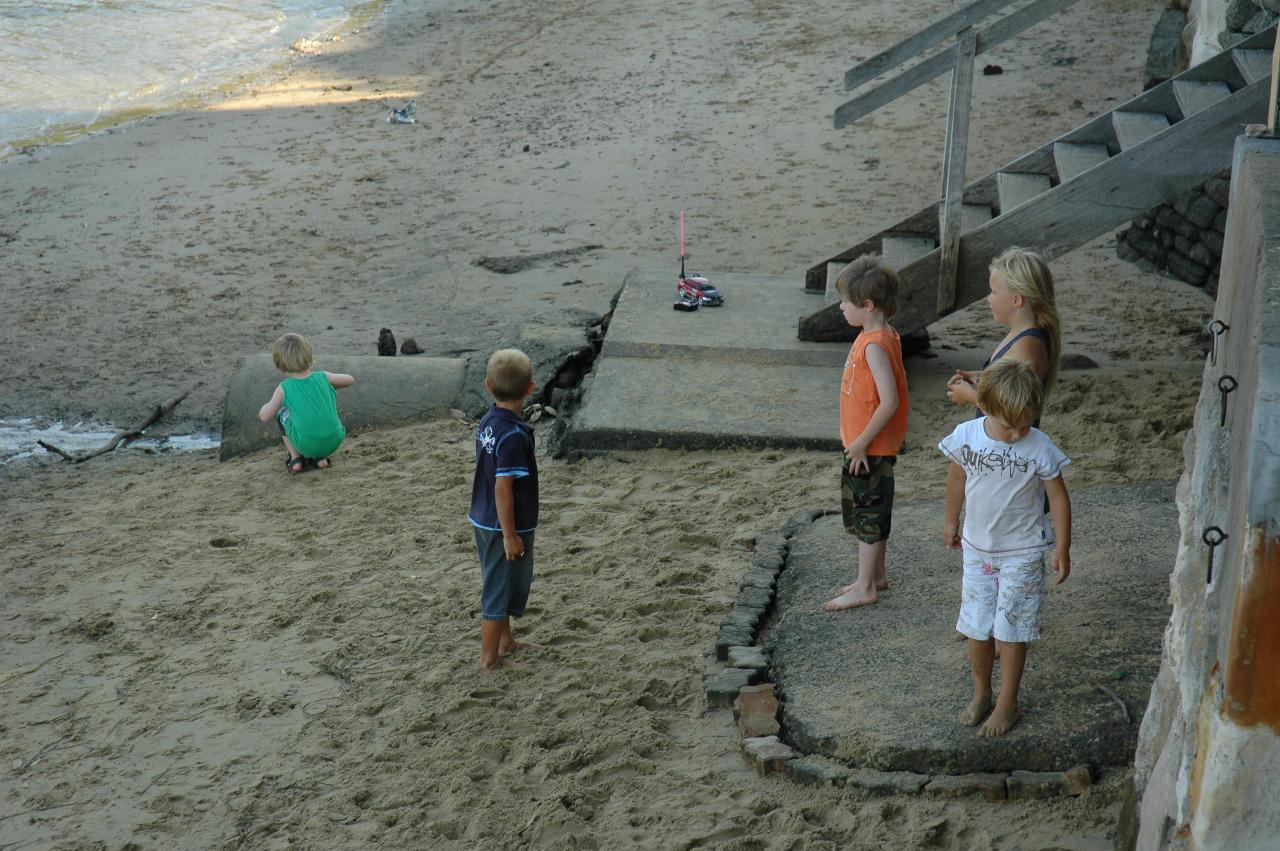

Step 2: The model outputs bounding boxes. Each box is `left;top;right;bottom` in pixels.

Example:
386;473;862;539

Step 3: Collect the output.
960;637;994;725
480;619;504;671
836;542;889;594
823;540;885;610
979;640;1025;737
499;619;528;655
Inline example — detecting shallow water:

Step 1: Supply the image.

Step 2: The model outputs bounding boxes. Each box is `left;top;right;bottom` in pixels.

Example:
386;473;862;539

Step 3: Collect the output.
0;0;377;156
0;417;219;463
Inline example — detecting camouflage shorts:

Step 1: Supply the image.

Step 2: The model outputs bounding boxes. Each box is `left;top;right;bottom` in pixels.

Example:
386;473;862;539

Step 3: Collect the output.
840;454;896;544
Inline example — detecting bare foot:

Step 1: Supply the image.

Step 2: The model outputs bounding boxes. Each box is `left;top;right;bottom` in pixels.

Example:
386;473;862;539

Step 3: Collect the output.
977;705;1020;737
837;580;889;594
822;587;879;610
315;458;330;470
480;657;503;673
498;639;528;657
959;692;992;726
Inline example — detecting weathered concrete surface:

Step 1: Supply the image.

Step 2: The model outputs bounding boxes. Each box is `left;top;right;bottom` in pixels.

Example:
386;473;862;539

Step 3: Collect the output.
1132;137;1280;851
769;482;1175;775
220;354;463;460
563;269;849;452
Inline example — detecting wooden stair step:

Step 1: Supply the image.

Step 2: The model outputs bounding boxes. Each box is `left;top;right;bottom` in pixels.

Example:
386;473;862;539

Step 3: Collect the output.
1053;142;1111;181
1112;111;1171;150
996;172;1052;215
961;203;993;231
1173;79;1233;118
879;235;936;272
1232;49;1272;85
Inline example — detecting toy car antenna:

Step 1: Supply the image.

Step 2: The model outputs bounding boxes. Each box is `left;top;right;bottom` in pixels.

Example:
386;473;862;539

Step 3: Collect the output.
679;209;686;278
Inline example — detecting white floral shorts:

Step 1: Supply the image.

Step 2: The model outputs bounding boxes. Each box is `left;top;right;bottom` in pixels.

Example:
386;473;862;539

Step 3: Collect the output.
956;548;1047;643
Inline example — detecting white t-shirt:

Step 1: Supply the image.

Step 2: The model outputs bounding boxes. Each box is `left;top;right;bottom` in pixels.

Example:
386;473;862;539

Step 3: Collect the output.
938;418;1070;558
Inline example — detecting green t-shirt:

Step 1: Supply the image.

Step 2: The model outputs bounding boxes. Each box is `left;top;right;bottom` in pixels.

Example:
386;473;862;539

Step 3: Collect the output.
281;372;345;459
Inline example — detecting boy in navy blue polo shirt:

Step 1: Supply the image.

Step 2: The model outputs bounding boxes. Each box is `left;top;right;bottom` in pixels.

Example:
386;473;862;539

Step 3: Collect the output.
468;349;539;672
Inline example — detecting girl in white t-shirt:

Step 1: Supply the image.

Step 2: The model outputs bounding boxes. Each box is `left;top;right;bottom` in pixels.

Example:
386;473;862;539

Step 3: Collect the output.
939;359;1072;738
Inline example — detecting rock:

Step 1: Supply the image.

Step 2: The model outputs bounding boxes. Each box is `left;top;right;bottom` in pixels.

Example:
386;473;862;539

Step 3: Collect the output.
902;328;931;357
1205;176;1231;207
782;508;822;538
1189;242;1215;268
1214;209;1229;233
786;755;851;787
715;625;755;659
742;736;795;776
399;337;424;355
727;645;769;673
1203;230;1224;258
721;607;760;632
704;668;755;709
981;64;1003;75
1225;0;1260;32
846;769;931;795
735;682;781;737
377;328;397;357
924;773;1008;800
736;585;773;613
1006;765;1094;798
1167;252;1209;286
1184;194;1221;230
1144;8;1186;89
738;568;777;591
1060;353;1099;370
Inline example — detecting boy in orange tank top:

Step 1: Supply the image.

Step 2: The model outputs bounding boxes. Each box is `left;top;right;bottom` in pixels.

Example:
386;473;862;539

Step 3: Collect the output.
822;255;910;611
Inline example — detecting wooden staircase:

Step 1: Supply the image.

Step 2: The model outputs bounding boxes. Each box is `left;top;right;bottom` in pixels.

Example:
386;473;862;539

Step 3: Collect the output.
801;26;1276;342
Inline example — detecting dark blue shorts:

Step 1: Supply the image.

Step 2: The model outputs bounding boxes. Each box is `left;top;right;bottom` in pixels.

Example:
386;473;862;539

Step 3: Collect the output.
474;527;535;621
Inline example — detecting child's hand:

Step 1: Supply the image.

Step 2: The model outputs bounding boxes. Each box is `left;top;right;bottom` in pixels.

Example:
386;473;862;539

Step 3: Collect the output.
946;371;978;406
846;445;869;475
503;533;525;562
1053;549;1070;584
942;522;961;549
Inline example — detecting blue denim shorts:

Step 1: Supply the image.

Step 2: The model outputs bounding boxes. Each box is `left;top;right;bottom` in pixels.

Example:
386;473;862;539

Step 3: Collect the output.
474;527;535;621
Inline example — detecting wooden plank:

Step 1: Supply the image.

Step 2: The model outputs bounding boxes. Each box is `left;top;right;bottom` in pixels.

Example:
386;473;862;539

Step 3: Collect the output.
1053;142;1110;181
997;172;1051;213
938;31;978;314
1270;40;1280;131
1112;111;1170;150
843;0;1015;92
1232;49;1272;85
881;235;935;272
835;0;1082;128
961;203;994;230
1173;80;1232;118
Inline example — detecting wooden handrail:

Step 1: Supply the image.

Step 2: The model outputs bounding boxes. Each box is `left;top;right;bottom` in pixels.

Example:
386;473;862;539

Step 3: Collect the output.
835;0;1081;129
844;0;1017;92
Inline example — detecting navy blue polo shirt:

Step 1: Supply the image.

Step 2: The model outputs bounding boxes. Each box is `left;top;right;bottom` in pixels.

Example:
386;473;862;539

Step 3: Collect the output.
468;404;538;533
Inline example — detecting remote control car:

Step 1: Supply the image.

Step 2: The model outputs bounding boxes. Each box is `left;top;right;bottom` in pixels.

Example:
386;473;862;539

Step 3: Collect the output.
672;296;699;312
677;272;723;306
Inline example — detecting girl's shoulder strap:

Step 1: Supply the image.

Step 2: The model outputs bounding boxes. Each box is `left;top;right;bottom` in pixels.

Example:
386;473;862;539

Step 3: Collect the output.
991;327;1051;363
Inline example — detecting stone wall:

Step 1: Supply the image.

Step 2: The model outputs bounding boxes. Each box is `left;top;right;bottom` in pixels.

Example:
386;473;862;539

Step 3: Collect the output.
1115;172;1230;295
1129;136;1280;850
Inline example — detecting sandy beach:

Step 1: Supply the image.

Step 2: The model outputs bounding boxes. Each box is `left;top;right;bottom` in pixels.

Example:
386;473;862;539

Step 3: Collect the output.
1;0;1213;846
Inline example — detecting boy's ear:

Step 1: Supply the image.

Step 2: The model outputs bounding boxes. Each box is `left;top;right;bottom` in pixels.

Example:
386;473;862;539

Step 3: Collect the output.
483;377;494;393
526;380;537;396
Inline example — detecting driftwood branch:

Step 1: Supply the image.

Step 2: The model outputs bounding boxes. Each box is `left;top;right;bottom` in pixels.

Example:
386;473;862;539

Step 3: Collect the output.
38;391;190;463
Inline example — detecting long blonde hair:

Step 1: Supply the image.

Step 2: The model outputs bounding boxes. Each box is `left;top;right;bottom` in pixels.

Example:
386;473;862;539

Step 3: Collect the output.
990;247;1061;396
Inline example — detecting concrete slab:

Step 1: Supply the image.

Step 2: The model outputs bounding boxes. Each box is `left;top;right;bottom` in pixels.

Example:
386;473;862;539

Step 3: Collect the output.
565;269;850;452
602;269;845;367
768;481;1175;774
220;354;463;460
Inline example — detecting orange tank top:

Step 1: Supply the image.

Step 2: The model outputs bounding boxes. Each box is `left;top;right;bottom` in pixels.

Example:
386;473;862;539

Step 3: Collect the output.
839;327;909;455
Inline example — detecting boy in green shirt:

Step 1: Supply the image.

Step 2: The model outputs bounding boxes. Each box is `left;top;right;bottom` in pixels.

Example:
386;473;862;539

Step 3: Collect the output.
257;333;355;473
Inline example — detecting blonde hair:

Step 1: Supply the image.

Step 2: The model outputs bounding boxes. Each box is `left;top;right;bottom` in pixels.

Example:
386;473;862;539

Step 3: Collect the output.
977;359;1043;427
990;247;1061;395
486;349;534;402
835;254;899;318
272;333;314;373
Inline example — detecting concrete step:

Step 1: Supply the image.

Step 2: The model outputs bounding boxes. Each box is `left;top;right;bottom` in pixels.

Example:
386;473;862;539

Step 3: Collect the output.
1232;48;1272;85
1173;79;1233;118
1053;141;1111;181
1112;110;1171;150
996;171;1052;215
880;235;936;272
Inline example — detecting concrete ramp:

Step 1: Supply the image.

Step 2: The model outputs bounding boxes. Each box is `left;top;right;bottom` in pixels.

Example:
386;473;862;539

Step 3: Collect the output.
564;270;848;452
220;354;463;460
768;481;1174;774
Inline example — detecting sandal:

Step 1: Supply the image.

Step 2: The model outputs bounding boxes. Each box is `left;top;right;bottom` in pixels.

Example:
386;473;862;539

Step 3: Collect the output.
286;455;306;474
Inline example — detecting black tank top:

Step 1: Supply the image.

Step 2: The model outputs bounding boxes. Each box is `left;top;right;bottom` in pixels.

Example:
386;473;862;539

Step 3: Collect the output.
974;327;1052;427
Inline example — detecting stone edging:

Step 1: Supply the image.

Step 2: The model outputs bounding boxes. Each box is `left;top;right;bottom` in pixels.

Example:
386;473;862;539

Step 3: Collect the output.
702;508;1096;800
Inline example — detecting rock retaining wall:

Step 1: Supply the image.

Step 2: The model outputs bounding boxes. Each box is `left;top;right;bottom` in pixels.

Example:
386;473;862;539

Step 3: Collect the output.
1115;171;1230;294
